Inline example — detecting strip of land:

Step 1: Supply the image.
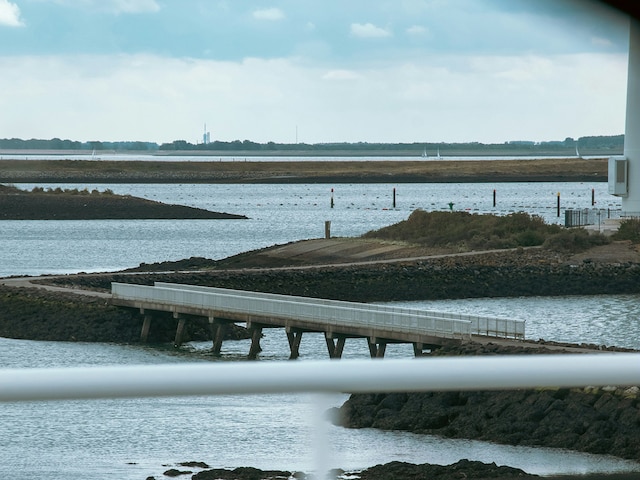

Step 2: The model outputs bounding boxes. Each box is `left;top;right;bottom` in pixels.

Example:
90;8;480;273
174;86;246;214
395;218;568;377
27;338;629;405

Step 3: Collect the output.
0;184;246;220
0;157;608;183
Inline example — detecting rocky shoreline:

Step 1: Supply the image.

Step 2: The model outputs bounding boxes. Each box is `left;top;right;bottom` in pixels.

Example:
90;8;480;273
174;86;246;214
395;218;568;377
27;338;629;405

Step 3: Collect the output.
146;459;640;480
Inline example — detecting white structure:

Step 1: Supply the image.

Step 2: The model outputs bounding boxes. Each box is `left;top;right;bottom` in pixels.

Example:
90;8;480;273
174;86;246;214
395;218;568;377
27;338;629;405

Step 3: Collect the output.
610;19;640;214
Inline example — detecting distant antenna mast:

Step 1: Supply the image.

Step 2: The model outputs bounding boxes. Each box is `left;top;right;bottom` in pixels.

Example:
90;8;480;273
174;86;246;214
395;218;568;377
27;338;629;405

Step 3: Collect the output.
203;123;210;145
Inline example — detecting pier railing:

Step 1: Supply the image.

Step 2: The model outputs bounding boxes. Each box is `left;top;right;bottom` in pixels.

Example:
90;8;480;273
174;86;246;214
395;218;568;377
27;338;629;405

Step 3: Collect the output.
153;282;525;340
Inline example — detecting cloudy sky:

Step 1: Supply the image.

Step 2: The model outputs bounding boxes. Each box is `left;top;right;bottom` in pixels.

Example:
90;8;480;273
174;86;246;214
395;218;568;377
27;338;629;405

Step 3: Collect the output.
0;0;630;145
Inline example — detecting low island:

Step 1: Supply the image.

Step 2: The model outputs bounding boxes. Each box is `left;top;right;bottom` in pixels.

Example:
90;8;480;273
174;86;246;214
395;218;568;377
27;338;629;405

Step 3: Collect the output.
0;184;246;220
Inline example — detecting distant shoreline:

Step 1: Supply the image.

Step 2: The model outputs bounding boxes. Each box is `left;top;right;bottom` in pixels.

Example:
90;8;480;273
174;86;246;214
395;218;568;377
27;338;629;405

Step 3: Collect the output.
0;157;609;183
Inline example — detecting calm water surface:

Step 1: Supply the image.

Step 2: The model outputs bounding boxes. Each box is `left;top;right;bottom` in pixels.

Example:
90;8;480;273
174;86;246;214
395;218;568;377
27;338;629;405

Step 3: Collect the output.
1;182;638;479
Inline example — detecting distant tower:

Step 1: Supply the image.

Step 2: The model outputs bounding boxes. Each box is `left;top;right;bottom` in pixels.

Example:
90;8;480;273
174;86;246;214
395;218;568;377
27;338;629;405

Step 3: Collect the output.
203;123;210;145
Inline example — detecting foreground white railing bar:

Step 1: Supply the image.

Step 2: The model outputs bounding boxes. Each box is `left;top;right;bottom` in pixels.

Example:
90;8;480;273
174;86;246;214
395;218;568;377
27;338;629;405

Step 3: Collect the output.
0;354;638;402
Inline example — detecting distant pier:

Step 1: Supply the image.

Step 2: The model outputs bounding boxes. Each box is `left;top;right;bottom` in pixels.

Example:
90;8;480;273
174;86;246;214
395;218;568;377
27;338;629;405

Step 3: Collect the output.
111;282;525;359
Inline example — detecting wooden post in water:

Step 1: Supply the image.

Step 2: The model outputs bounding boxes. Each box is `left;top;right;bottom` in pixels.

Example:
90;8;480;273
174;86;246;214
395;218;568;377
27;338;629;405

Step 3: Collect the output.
393;187;396;208
324;220;331;239
325;334;346;359
557;192;561;218
368;338;387;358
140;314;152;343
173;314;186;347
286;329;304;360
212;321;227;356
592;188;595;206
330;188;334;208
493;189;496;207
248;324;263;360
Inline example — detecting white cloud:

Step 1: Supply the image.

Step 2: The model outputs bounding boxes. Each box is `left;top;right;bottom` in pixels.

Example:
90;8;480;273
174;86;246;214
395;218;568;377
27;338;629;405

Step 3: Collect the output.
44;0;160;14
0;51;626;144
252;7;284;21
350;23;391;39
406;25;427;36
0;0;23;27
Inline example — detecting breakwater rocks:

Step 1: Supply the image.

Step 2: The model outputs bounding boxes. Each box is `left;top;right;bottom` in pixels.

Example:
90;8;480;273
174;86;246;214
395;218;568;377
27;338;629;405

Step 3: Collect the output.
151;459;546;480
335;344;640;463
44;248;640;303
0;285;248;343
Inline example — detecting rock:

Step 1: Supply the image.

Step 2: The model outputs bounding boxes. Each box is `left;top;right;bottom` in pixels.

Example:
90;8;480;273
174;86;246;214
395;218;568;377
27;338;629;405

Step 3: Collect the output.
352;459;536;480
192;467;292;480
163;468;192;477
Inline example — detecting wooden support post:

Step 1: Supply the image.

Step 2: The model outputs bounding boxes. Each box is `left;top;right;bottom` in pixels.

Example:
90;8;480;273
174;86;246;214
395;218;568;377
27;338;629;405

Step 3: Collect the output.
287;329;303;360
325;335;336;358
335;337;345;359
368;339;377;358
368;338;386;358
208;316;216;343
174;315;186;347
325;334;346;359
248;325;263;360
413;342;425;357
140;314;152;343
212;322;227;356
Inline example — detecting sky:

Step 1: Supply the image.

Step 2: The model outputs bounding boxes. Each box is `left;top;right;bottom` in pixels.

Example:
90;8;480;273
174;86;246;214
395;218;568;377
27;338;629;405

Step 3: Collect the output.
0;0;631;145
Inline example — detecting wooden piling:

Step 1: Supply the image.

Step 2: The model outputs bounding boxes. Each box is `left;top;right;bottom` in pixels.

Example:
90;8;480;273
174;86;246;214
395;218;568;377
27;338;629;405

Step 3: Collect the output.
287;328;303;360
140;314;152;343
212;321;227;356
368;338;387;358
173;315;186;347
248;325;263;360
325;334;346;359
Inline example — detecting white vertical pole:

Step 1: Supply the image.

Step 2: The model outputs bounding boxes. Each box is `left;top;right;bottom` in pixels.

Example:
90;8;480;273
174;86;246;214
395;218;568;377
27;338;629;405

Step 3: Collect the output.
622;19;640;213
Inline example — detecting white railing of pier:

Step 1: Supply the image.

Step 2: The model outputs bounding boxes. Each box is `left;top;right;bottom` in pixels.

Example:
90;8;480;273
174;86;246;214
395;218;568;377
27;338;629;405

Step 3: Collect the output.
153;282;525;339
112;283;473;340
0;354;638;402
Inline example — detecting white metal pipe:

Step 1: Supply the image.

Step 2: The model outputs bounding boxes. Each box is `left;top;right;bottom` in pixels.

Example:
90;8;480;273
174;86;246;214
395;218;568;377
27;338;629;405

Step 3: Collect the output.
0;354;638;402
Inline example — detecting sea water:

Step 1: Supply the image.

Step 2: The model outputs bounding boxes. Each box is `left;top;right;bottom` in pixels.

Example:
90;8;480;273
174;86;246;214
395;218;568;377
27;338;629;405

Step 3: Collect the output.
1;181;639;479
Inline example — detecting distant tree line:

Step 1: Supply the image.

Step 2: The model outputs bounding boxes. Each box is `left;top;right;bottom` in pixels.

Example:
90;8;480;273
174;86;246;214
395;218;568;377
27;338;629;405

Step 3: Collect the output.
0;138;158;151
0;134;624;154
158;135;624;155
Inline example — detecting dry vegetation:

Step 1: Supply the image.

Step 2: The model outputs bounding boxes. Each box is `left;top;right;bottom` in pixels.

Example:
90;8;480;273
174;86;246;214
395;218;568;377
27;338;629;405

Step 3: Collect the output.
0;157;608;183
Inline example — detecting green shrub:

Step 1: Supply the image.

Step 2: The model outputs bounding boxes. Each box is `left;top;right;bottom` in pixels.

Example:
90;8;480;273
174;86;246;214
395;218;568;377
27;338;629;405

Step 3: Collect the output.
542;229;610;253
363;210;559;250
612;218;640;243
